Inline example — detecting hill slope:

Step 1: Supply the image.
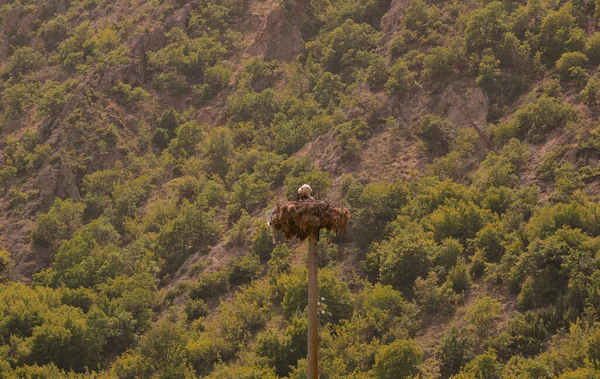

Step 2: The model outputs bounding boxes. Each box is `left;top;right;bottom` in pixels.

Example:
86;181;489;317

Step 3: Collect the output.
3;0;600;378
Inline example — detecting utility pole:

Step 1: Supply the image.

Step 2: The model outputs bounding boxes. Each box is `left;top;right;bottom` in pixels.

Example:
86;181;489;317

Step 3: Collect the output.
269;191;349;379
307;227;319;379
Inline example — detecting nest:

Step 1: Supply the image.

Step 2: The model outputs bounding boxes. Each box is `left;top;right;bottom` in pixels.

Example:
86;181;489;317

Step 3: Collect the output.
270;200;350;240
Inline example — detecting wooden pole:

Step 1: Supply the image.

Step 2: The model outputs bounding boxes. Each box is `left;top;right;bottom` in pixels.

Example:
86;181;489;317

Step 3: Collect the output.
307;227;319;379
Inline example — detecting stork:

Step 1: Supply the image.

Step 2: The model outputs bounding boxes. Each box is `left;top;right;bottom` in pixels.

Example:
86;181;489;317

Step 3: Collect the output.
297;183;313;201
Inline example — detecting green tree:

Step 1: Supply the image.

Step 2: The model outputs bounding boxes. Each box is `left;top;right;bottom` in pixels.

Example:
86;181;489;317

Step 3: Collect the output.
203;127;233;178
435;327;474;378
31;199;85;249
374;339;422;379
385;60;418;97
465;296;501;337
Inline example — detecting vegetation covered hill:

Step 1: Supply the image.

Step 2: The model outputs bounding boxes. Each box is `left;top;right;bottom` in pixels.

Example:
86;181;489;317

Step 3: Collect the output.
5;0;600;377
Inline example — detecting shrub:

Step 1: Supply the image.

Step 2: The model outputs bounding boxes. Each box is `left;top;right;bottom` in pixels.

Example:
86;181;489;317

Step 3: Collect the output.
421;46;457;88
539;7;586;63
374;227;433;291
374;339;422;379
203;127;233;178
414;272;459;314
0;250;14;278
147;31;226;79
185;298;209;320
464;1;507;54
388;34;407;58
447;258;471;294
435;327;475;378
385;60;418;97
556;52;588;81
306;19;381;79
283;167;331;200
473;222;505;262
465;296;501;337
335;119;369;160
38;81;73;118
31;199;85;248
5;46;46;77
192;62;232;103
190;270;230;300
228;253;261;286
112;82;150;105
416;114;455;152
279;268;352;324
155;201;222;274
498;95;577;143
581;76;600;106
431;238;464;271
586;32;600;64
475;54;501;87
38;14;69;51
427;201;492;244
251;223;274;263
228;88;280;126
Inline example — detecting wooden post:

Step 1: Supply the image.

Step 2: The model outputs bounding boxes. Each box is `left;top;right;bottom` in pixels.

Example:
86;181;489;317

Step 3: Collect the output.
307;227;319;379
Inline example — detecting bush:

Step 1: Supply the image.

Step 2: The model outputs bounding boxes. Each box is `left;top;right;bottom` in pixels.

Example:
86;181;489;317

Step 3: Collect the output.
455;351;501;379
203;127;233;178
228;253;261;286
38;81;73;119
421;46;457;88
465;296;501;337
435;327;474;378
192;62;232;103
335;119;369;160
586;32;600;64
190;270;230;300
147;31;226;79
374;339;422;379
112;82;150;105
185;298;209;320
432;238;463;271
581;76;600;106
556;52;588;81
497;95;577;143
388;34;407;58
447;258;471;294
31;199;85;248
306;19;381;80
475;54;501;87
38;14;69;51
313;72;344;107
416;114;455;152
372;228;432;291
464;2;507;54
251;223;274;263
283;166;331;200
0;250;14;277
539;7;586;63
385;60;418;97
156;201;222;274
414;272;459;314
5;46;46;77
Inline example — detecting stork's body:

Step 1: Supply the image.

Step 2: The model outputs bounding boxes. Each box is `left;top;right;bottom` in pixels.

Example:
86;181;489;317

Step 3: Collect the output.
297;184;314;201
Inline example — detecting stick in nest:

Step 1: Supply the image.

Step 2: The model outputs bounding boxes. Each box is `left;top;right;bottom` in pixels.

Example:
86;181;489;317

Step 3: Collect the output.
270;199;350;240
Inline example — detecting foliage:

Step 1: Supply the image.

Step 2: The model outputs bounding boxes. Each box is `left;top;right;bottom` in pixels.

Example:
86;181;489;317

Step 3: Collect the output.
373;339;422;379
385;60;418;97
436;327;475;378
465;296;502;337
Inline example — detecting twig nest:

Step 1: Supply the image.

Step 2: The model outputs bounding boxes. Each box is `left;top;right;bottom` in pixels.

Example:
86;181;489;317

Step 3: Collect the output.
271;199;350;240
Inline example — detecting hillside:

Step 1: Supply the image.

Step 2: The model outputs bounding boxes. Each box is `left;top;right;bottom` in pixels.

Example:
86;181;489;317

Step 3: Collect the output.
3;0;600;377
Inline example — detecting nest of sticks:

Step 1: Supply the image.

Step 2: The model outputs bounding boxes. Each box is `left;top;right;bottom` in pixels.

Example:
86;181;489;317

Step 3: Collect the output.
270;199;350;240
